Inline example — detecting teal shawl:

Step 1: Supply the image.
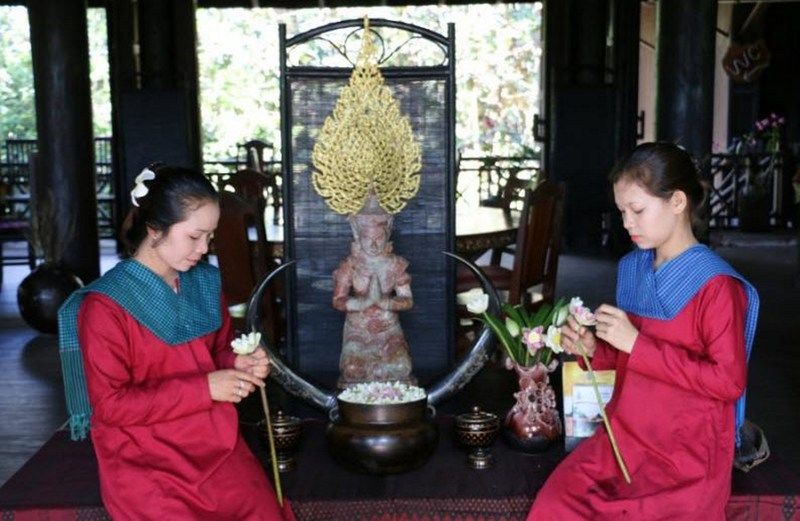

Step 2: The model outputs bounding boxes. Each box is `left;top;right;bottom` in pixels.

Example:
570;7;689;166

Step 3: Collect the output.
58;259;222;440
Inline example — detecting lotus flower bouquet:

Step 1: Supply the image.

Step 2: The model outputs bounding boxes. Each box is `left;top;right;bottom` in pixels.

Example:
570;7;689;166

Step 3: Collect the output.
459;289;570;451
458;288;569;369
460;292;630;479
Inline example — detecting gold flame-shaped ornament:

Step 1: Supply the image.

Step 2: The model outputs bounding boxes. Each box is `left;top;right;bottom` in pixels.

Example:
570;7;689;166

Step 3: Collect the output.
311;17;422;215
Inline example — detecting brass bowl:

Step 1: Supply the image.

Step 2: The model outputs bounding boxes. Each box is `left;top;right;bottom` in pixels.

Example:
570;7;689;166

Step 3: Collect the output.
454;406;500;469
270;410;302;472
326;398;439;474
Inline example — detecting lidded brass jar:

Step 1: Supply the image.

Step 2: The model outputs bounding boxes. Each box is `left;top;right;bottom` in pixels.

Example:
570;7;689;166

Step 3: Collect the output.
455;406;500;469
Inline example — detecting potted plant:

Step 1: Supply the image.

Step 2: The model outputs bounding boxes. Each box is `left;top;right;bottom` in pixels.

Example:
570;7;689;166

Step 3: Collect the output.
17;188;82;334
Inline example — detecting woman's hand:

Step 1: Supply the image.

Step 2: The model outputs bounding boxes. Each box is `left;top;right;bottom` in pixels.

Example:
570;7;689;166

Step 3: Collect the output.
234;348;271;379
594;304;638;354
208;369;265;403
560;315;597;357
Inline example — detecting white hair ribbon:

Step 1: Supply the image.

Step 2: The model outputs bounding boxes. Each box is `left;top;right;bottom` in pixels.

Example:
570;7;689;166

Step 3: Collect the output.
130;168;156;207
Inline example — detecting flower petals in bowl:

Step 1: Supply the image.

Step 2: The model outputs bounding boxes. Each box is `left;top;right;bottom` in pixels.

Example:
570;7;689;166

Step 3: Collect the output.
338;381;426;405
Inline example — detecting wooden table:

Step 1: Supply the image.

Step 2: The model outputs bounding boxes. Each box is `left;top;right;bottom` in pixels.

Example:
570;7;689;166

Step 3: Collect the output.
263;204;519;259
455;204;519;258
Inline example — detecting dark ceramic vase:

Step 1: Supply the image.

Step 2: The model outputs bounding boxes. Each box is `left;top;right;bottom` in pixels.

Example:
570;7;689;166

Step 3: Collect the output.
326;398;438;474
503;362;562;453
17;262;83;334
738;188;771;232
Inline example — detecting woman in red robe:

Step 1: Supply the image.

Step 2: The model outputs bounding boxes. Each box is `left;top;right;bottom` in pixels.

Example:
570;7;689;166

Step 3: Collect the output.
59;165;292;520
528;143;758;520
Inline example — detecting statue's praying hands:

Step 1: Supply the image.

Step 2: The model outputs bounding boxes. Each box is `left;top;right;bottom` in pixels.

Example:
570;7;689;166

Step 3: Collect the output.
341;274;381;312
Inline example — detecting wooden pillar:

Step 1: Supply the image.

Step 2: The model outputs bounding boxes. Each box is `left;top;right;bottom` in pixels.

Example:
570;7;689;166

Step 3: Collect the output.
656;0;717;158
107;0;202;232
28;0;99;283
543;0;639;250
613;0;642;157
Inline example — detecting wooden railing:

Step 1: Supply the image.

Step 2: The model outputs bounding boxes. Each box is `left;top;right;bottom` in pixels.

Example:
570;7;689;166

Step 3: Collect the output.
0;137;116;237
457;154;541;213
705;152;786;229
7;142;789;240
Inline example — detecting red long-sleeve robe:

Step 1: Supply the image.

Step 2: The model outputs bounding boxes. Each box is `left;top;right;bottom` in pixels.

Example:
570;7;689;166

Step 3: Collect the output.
78;292;290;521
528;275;747;520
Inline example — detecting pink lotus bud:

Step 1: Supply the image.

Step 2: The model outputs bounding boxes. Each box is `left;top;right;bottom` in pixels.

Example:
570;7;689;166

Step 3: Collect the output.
522;326;545;355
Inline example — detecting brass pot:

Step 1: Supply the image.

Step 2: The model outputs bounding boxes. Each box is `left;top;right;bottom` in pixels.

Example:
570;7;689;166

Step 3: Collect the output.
326;398;438;474
454;406;500;469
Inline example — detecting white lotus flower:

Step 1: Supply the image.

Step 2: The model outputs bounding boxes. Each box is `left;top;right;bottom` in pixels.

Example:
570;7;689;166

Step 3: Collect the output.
544;325;563;353
231;331;262;355
456;287;485;306
465;291;489;314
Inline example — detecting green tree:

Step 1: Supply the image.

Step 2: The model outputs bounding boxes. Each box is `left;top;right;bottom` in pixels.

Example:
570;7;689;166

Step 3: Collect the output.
196;4;542;162
0;7;36;142
0;7;111;147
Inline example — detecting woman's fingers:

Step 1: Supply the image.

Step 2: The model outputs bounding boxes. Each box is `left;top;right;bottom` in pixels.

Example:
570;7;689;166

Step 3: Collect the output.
247;350;270;378
250;364;269;379
230;369;265;388
227;370;265;402
561;324;577;341
595;304;626;322
566;315;581;331
231;377;256;393
595;303;617;314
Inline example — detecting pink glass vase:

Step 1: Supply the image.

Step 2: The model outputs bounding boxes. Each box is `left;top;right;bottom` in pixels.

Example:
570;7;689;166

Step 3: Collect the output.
504;361;562;452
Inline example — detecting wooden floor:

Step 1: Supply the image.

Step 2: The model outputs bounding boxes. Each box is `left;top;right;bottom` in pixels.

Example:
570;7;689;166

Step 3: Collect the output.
0;233;798;487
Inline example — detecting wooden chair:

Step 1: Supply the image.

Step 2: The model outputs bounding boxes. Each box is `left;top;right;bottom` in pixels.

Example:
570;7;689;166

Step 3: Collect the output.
238;140;273;172
457;180;566;311
0;217;36;288
1;153;39;288
221;169;269;215
486;173;538;265
215;191;281;340
236;141;282;223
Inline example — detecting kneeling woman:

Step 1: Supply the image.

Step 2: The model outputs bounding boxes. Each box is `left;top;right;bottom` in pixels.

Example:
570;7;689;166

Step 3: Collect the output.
528;143;758;520
59;165;293;520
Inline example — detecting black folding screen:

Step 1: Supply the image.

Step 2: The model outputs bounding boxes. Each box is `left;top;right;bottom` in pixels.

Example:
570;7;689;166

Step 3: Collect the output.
280;20;456;383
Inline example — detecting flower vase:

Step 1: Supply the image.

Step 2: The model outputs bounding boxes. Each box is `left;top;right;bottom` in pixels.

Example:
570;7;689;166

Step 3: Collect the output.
503;361;562;453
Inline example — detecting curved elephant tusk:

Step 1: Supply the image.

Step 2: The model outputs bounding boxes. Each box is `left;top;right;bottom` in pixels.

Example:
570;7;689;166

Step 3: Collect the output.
246;260;337;412
425;252;502;407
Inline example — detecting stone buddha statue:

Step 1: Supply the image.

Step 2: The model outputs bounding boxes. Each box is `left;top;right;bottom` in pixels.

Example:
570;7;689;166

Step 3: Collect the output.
332;194;415;388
